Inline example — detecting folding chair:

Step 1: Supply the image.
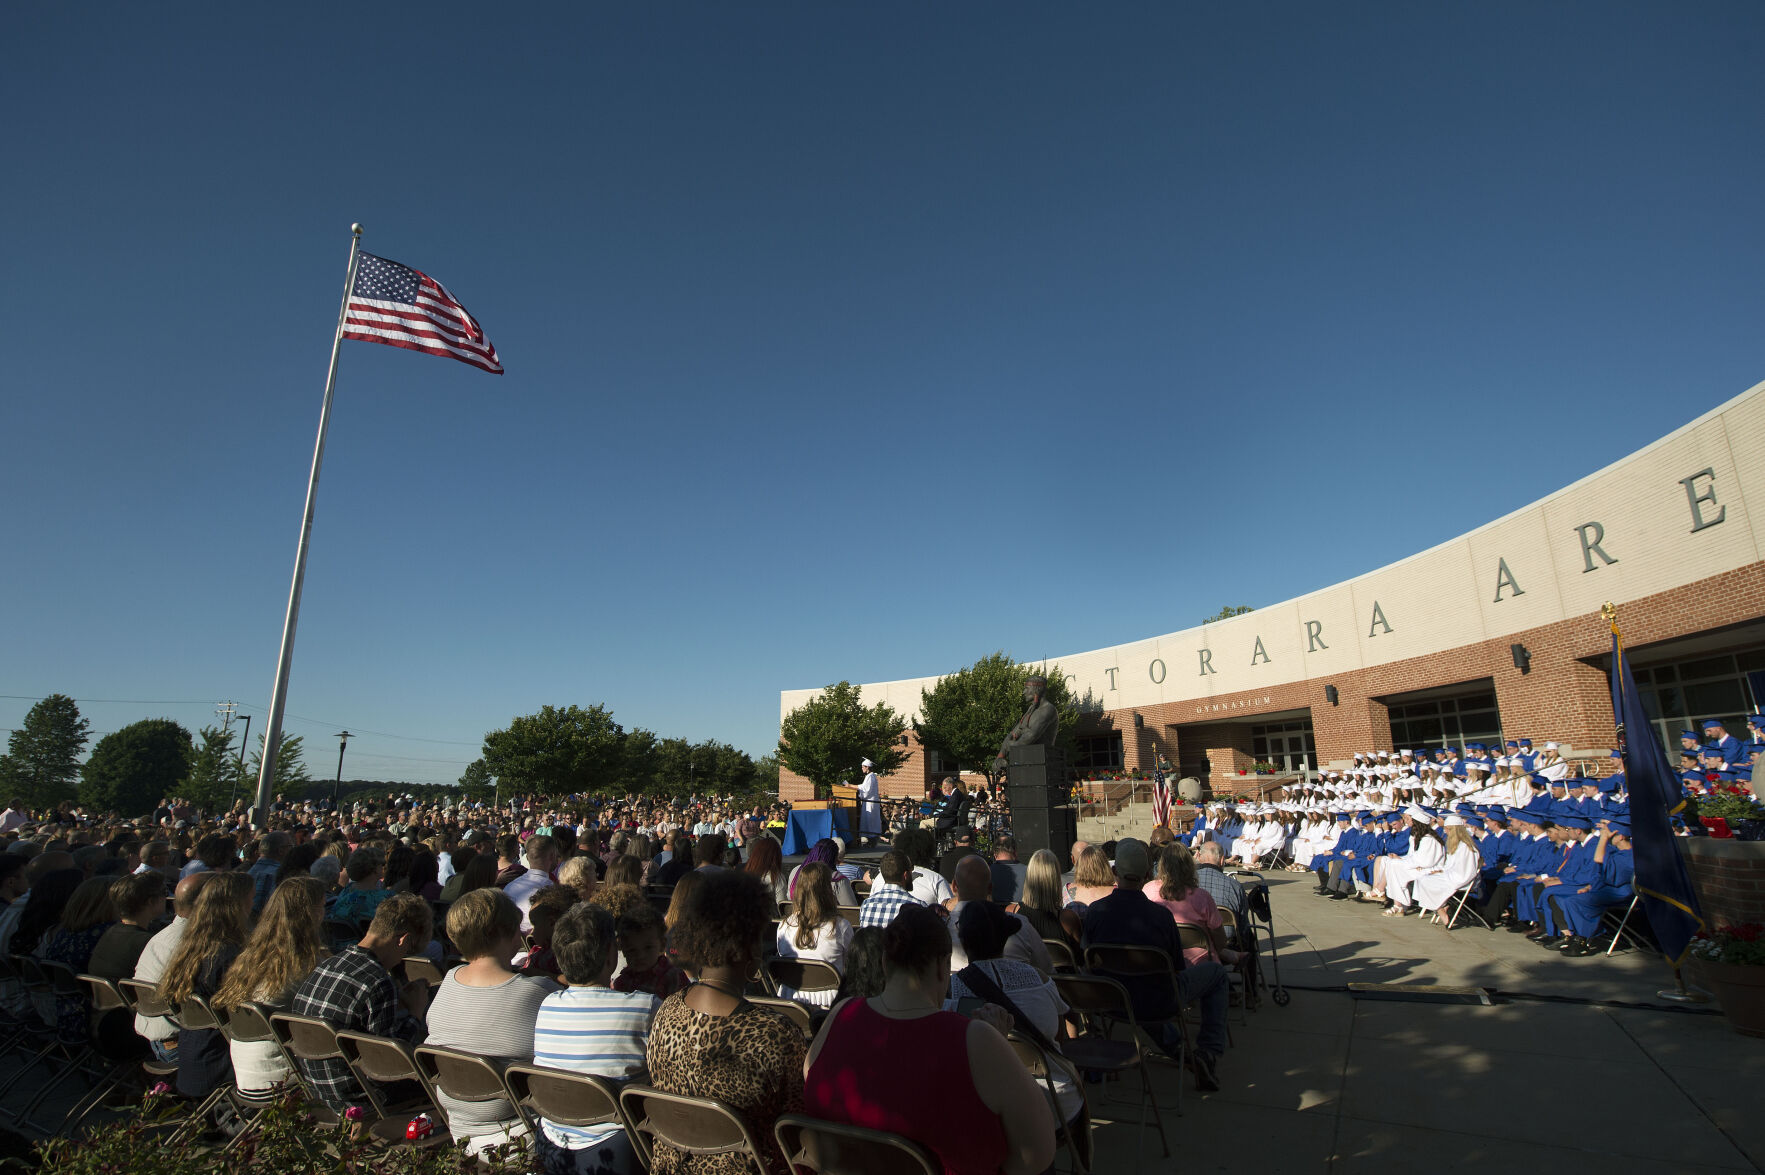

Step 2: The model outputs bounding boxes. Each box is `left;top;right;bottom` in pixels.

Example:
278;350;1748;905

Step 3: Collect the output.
0;955;47;1055
619;1085;771;1175
54;974;151;1137
322;919;362;951
1083;943;1192;1066
1602;892;1649;957
1443;884;1492;931
414;1042;526;1145
12;958;111;1131
761;957;841;1005
835;906;863;928
1052;973;1172;1155
0;958;97;1124
211;1000;338;1148
401;956;446;986
339;1032;454;1146
746;996;815;1040
504;1063;626;1147
1174;922;1243;1031
773;1113;940;1175
1042;938;1079;973
1006;1033;1092;1175
269;1011;432;1139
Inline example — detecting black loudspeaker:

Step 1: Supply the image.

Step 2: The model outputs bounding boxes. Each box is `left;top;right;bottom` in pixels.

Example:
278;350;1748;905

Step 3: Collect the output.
1011;805;1076;864
1324;684;1339;706
1511;643;1531;674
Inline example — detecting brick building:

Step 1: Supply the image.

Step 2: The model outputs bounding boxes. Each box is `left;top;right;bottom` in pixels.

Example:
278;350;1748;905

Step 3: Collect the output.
779;381;1765;803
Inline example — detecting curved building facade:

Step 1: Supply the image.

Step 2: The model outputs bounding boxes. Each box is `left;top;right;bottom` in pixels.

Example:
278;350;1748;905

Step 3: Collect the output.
779;381;1765;802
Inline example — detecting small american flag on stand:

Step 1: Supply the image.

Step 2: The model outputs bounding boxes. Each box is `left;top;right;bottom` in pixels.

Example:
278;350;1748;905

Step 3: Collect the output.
343;252;503;374
1151;761;1171;829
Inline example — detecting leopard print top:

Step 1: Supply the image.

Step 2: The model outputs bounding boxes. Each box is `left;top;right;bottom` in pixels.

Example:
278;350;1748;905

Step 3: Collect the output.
644;993;807;1175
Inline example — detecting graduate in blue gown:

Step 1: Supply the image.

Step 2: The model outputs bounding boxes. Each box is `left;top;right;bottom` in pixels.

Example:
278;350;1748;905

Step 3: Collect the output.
1546;817;1634;956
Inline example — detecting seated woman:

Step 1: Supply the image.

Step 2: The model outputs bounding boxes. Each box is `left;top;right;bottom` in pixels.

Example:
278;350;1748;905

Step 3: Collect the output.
330;849;393;926
947;902;1081;1126
423;888;561;1154
786;839;858;907
212;876;329;1106
34;876;119;1039
774;863;853;1008
743;835;789;907
804;904;1056;1175
1142;843;1242;969
1016;850;1082;955
530;903;657;1175
1411;815;1482;925
157;872;254;1098
1066;845;1116;911
1378;808;1446;916
646;869;805;1175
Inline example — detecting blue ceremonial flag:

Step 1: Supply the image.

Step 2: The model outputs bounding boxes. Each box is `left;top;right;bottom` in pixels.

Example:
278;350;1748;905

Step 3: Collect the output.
1609;623;1705;964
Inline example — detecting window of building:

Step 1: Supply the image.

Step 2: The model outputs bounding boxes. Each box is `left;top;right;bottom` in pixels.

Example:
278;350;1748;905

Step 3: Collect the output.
1074;732;1124;773
1633;648;1765;755
1387;688;1504;752
1251;718;1315;771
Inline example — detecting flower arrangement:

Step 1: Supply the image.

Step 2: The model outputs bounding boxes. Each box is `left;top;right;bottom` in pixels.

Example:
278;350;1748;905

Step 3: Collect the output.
1688;922;1765;967
1696;791;1765;821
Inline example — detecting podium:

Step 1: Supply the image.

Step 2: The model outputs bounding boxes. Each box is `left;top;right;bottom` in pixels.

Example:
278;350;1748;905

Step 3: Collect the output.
1005;745;1076;863
783;789;858;856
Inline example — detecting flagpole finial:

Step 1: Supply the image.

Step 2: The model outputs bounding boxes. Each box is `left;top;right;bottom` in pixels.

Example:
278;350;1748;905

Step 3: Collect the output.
1600;601;1617;625
351;223;363;237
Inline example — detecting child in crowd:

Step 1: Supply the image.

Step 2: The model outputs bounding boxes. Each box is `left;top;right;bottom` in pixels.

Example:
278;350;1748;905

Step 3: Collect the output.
517;885;579;980
611;903;689;998
328;848;392;925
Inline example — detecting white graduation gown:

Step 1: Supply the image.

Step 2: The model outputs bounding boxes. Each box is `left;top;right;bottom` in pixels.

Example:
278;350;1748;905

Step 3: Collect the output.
1409;843;1481;910
857;771;882;835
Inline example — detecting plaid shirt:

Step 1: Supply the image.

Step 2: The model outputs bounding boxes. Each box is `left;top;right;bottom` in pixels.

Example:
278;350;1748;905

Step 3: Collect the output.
288;945;418;1110
1196;865;1247;940
858;881;923;929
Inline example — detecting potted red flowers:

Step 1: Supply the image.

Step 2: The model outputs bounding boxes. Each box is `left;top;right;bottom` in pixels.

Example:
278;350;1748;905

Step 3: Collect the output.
1688;922;1765;1037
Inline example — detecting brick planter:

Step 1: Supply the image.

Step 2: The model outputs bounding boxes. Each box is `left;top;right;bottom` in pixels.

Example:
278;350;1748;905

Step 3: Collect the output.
1681;838;1765;930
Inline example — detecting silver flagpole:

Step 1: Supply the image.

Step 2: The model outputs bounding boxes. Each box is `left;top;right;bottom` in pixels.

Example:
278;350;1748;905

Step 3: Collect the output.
251;224;364;828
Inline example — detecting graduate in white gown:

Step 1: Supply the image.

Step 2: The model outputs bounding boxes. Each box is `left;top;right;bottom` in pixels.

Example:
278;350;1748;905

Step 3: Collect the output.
1409;815;1482;923
1379;806;1446;916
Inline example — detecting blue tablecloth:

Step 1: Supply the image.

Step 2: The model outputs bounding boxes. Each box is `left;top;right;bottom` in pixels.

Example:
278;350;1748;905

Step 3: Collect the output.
782;807;851;856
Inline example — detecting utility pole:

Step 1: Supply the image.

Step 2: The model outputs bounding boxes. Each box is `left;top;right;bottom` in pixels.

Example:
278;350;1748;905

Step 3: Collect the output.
333;731;351;812
215;702;239;815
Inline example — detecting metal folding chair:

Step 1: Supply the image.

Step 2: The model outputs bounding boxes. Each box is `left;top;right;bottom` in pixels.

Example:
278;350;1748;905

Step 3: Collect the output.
746;996;815;1040
1042;938;1079;973
761;957;841;1005
1052;973;1173;1154
1006;1032;1092;1175
1602;892;1649;956
773;1112;940;1175
414;1042;526;1143
619;1084;771;1175
340;1032;454;1146
1444;883;1493;930
504;1063;627;1145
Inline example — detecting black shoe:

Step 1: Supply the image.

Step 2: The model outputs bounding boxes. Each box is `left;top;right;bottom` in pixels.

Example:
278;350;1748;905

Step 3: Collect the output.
1536;935;1563;948
1187;1051;1221;1092
1329;891;1352;901
1559;937;1597;958
1313;886;1332;895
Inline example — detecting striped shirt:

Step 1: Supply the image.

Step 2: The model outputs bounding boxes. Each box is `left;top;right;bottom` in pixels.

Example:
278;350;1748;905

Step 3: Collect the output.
532;985;659;1149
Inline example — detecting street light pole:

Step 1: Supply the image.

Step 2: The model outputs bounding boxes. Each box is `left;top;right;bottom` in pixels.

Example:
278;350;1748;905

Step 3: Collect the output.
232;714;252;810
333;731;351;812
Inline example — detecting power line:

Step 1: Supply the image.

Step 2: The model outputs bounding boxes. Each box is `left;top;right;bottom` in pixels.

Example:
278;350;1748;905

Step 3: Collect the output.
0;693;483;747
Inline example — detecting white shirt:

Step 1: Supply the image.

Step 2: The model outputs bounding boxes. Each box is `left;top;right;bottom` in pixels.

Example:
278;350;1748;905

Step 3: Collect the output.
907;866;952;907
503;867;553;933
775;915;854;1008
133;917;187;1041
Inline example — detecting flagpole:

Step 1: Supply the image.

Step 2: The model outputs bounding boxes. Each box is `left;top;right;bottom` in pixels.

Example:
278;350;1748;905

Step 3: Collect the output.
251;224;365;828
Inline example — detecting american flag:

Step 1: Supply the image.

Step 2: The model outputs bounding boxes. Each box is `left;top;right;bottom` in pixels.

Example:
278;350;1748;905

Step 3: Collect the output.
343;252;503;374
1151;761;1171;828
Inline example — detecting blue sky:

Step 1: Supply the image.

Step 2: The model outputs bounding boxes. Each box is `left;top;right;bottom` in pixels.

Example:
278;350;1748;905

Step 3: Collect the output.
4;3;1762;784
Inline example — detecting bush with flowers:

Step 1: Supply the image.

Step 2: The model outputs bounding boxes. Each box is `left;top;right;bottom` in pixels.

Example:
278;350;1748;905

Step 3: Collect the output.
1687;922;1765;967
35;1084;526;1175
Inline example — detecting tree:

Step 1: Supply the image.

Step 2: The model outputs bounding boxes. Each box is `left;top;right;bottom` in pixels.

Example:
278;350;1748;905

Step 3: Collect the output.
914;652;1081;787
80;719;193;817
1203;604;1255;622
0;693;91;809
753;753;781;795
249;733;313;792
458;758;494;798
777;682;906;798
480;704;630;795
185;725;241;813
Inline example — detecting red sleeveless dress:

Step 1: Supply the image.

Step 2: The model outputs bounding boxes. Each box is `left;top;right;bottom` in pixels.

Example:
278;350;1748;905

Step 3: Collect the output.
803;998;1009;1175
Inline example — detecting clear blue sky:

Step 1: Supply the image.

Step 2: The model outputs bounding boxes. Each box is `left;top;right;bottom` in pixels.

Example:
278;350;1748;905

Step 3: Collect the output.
4;3;1762;784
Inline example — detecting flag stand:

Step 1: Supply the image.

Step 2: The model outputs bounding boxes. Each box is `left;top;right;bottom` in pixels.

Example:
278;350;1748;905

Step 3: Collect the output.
1657;964;1711;1004
250;224;365;828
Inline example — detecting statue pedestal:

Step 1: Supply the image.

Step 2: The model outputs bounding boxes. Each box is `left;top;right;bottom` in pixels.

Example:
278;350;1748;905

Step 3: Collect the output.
1006;745;1075;863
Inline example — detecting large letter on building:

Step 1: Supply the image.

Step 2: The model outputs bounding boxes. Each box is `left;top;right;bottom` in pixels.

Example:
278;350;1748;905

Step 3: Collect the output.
1681;468;1726;533
1493;558;1525;602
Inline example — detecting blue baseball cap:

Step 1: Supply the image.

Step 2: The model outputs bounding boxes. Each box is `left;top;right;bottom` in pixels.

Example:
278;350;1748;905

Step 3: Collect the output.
1556;813;1593;831
1703;719;1726;730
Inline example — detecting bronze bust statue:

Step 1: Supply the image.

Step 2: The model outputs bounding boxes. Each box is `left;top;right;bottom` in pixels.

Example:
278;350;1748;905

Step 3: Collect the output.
994;675;1059;773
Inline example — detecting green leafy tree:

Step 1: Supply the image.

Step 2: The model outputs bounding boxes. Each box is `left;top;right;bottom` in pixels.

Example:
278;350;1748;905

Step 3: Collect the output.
80;719;193;817
777;682;906;799
753;753;781;795
481;704;630;795
1204;604;1255;622
185;725;241;813
914;652;1081;787
249;733;313;792
458;758;495;798
0;693;91;809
